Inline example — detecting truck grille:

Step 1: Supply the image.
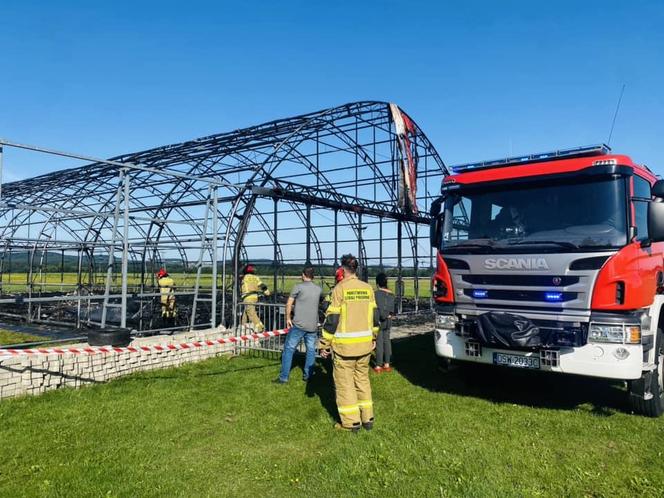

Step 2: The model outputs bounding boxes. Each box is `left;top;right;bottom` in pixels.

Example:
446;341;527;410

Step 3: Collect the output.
463;289;578;302
447;252;611;313
462;275;579;287
459;317;587;349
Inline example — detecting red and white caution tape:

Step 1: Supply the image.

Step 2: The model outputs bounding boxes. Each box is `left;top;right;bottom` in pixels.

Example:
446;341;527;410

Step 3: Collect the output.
0;328;290;357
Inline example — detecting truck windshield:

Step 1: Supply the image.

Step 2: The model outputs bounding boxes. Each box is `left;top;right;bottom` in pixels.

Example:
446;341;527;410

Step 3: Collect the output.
440;176;627;253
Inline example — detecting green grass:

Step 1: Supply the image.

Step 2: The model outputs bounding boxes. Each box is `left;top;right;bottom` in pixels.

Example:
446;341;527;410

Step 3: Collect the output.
0;333;662;497
0;273;432;298
0;329;44;346
267;275;431;298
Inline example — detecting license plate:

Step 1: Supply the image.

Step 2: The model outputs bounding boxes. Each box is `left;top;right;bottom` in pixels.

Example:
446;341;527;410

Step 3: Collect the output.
493;352;540;369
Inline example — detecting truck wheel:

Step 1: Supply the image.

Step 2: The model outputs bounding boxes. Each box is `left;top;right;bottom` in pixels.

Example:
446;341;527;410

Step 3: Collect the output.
629;328;664;417
87;328;132;347
436;356;455;372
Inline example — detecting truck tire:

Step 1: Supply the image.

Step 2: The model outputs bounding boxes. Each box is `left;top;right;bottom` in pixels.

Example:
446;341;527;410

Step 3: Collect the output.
436;356;459;372
629;328;664;417
87;328;132;347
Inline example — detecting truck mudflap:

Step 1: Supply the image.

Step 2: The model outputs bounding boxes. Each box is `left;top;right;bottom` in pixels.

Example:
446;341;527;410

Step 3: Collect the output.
474;311;585;349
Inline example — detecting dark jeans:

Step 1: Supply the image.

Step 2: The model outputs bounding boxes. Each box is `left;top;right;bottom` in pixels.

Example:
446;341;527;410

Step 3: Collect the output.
279;326;317;381
376;324;392;365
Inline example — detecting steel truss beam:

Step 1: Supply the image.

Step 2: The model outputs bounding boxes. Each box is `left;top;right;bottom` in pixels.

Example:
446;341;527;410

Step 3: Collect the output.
251;182;431;225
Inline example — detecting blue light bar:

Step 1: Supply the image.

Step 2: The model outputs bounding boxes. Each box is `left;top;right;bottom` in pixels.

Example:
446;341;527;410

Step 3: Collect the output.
472;289;489;299
544;292;563;302
451;144;611;174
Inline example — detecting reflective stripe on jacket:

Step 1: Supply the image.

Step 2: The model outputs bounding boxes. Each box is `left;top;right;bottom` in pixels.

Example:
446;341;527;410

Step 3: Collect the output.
322;275;379;356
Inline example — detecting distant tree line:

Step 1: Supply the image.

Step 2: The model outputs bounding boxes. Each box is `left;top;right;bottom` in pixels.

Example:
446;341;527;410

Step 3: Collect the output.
0;252;434;278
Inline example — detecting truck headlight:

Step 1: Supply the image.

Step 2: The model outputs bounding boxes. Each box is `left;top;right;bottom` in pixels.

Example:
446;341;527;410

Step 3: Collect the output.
436;314;458;330
589;323;641;344
433;278;448;299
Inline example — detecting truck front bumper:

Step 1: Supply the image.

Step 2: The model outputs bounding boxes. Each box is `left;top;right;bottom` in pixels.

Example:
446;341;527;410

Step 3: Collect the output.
434;328;643;380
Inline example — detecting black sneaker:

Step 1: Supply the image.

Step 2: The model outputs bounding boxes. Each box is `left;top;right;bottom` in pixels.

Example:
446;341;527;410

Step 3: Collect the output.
362;421;374;431
272;378;287;384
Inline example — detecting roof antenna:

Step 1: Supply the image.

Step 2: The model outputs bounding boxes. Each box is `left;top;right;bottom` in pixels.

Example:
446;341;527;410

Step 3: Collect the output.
607;83;626;146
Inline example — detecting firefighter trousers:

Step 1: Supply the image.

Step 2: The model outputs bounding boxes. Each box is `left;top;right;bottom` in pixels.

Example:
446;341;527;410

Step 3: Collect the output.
161;296;176;318
333;352;374;428
241;303;264;332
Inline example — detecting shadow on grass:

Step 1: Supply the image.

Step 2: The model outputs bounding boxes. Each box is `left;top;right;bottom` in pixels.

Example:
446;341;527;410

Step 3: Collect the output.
304;357;337;421
120;359;279;382
256;349;338;421
393;332;629;416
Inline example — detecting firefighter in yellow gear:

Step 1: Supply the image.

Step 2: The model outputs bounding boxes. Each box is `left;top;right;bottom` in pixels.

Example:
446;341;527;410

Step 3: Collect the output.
240;264;270;332
320;254;380;432
322;266;345;313
156;268;176;320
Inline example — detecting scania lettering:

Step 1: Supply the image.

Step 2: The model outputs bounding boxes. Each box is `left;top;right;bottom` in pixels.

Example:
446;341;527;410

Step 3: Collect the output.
429;145;664;416
483;258;550;270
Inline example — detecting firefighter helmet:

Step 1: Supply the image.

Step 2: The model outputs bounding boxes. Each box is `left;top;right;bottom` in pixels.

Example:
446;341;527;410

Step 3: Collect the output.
156;268;168;279
243;264;256;275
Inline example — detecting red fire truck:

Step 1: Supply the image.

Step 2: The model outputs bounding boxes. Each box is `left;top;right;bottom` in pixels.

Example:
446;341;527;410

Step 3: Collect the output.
429;145;664;416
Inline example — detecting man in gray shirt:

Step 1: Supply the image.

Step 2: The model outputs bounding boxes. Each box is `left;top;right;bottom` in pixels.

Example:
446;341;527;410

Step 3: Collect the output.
275;266;322;383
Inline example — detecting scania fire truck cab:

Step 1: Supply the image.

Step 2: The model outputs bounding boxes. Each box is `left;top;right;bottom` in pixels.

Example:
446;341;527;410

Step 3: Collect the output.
429;145;664;416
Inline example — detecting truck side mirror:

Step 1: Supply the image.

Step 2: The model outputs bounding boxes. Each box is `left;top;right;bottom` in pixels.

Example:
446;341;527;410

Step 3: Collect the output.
652;179;664;199
430;196;443;217
430;218;441;248
648;200;664;243
429;196;444;248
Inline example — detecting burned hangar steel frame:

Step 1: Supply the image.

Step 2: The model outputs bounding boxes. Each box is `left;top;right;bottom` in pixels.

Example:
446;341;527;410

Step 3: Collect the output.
0;101;448;334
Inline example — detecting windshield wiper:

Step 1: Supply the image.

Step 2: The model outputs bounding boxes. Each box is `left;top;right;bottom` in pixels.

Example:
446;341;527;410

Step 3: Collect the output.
444;241;495;252
508;240;579;249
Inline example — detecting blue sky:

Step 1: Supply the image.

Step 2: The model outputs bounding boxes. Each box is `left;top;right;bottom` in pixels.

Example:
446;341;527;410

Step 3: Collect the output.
1;0;663;180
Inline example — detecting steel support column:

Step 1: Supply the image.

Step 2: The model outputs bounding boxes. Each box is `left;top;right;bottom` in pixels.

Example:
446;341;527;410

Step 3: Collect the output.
76;247;83;328
334;209;338;267
0;145;3;202
273;198;278;301
379;217;383;270
101;169;125;328
397;220;403;314
357;212;362;268
414;223;419;312
305;203;311;265
211;186;218;328
121;171;130;328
